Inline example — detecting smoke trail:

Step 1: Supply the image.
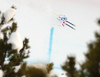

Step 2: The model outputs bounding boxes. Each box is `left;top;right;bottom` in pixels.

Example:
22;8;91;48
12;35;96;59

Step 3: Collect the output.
48;27;54;62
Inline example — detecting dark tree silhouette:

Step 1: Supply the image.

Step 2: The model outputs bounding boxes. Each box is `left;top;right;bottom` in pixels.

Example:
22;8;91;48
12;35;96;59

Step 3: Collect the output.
61;56;76;77
81;19;100;77
0;6;30;77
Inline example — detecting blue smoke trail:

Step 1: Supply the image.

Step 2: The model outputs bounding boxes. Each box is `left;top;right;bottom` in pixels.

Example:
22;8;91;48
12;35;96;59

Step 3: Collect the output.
53;66;62;70
48;27;54;62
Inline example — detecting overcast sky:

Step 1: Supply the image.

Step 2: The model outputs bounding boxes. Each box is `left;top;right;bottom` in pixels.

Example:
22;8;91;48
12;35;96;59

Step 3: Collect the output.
0;0;100;76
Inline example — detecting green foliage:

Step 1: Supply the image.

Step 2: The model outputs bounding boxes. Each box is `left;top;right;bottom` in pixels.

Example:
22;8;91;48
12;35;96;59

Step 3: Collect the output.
0;22;30;77
80;19;100;77
97;19;100;25
0;13;5;25
46;62;54;73
51;75;58;77
61;56;76;77
0;8;30;76
76;64;88;77
16;62;27;77
26;66;47;77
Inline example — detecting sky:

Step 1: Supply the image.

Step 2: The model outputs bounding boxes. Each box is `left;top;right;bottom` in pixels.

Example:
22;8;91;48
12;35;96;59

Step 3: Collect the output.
0;0;100;76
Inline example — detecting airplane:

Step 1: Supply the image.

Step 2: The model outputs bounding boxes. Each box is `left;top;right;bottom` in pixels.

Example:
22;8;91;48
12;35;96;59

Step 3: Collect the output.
57;15;76;30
